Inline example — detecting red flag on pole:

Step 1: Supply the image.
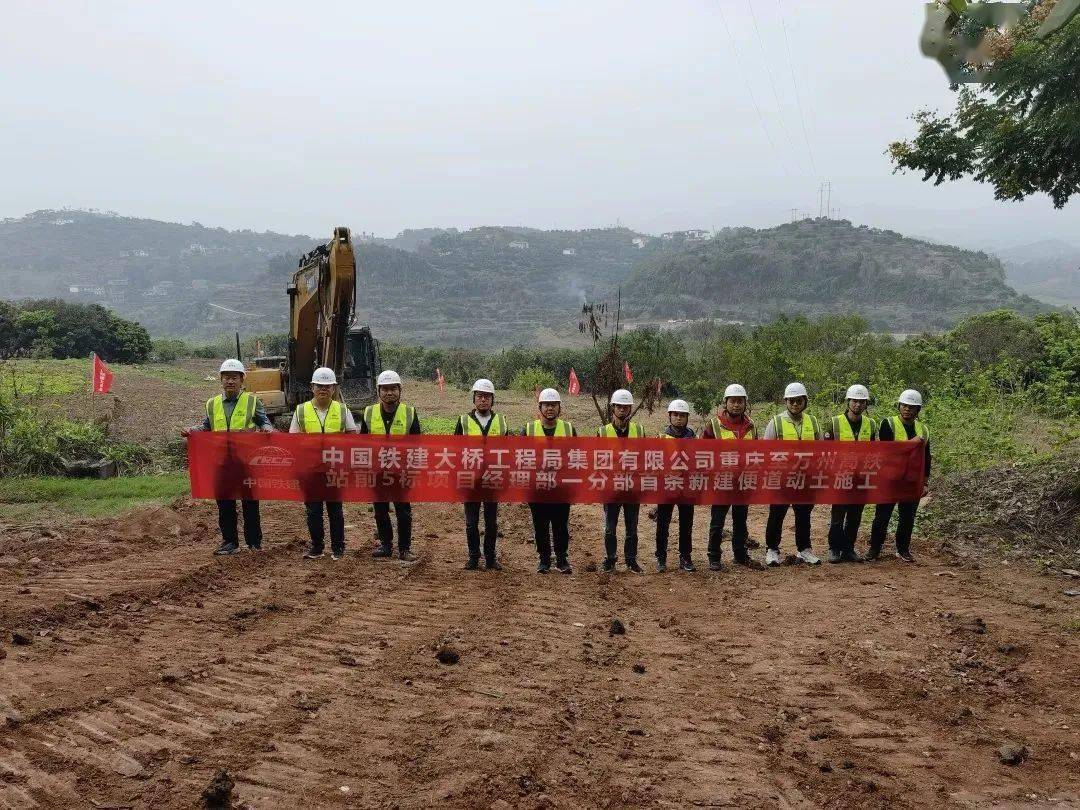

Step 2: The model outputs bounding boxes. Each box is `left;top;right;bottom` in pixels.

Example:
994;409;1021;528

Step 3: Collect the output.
568;368;581;396
623;361;633;384
91;353;114;394
435;368;446;394
655;378;663;396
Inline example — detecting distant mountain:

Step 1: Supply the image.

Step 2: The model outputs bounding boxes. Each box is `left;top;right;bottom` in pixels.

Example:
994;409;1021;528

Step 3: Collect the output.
620;219;1047;331
995;239;1080;307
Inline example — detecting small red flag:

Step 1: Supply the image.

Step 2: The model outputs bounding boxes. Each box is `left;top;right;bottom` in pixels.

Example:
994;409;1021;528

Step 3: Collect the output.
655;378;663;396
92;353;114;394
623;361;633;384
435;368;446;394
568;368;581;396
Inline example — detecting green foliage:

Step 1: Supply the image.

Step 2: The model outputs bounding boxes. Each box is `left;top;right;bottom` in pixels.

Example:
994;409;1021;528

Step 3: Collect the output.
1;299;151;363
890;13;1080;208
681;380;719;418
0;473;188;521
151;338;189;363
510;367;558;393
420;415;458;435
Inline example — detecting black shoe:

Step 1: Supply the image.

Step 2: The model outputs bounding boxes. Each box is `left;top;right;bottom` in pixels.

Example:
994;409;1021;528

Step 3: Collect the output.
304;547;325;559
708;559;722;571
537;560;551;574
864;547;881;562
601;559;616;573
399;550;417;564
214;543;241;556
464;558;480;570
841;549;864;563
679;557;696;572
828;549;844;564
655;559;667;573
896;550;916;563
331;550;344;561
556;559;573;575
734;556;762;569
247;543;263;552
371;546;394;559
485;559;502;571
626;560;643;574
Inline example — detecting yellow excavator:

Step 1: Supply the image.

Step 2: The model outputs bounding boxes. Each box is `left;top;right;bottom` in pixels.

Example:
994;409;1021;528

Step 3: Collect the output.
245;226;381;422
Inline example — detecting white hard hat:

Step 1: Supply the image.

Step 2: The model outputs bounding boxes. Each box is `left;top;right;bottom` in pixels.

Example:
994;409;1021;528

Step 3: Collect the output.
783;382;808;399
899;389;924;407
377;370;402;387
311;367;337;385
845;384;870;401
219;359;245;375
724;383;748;399
471;378;495;395
667;398;690;414
610;388;634;407
538;387;561;403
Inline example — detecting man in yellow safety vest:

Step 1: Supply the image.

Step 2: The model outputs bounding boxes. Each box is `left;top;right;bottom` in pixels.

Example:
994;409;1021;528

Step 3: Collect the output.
654;398;695;572
291;366;361;560
824;384;876;564
361;370;422;563
596;388;647;574
761;382;823;567
703;383;758;569
522;388;576;574
183;358;274;555
454;378;509;570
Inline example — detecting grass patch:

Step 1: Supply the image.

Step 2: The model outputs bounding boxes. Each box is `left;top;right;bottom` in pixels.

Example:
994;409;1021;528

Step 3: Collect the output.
130;364;209;386
0;358;89;398
0;473;190;521
420;415;459;435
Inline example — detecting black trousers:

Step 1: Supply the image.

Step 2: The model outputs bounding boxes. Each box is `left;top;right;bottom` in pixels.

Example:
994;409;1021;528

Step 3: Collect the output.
708;504;749;562
306;501;345;555
373;501;412;551
216;499;262;548
828;504;865;553
655;503;693;561
464;501;499;562
869;501;919;554
603;502;640;563
765;504;813;552
529;502;571;563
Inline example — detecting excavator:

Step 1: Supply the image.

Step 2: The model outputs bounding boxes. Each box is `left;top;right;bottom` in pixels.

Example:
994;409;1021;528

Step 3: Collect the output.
244;226;381;423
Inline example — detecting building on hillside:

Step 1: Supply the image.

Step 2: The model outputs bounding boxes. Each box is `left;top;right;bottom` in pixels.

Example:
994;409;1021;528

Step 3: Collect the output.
562;248;577;256
191;279;209;290
508;240;530;250
632;237;648;249
686;229;711;241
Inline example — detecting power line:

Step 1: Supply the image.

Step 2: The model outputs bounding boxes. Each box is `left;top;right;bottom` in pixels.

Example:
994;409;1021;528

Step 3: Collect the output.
717;3;792;178
775;0;819;177
745;0;804;175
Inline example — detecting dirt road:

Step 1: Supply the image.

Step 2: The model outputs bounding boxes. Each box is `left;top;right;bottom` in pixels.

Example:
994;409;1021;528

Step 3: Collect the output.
0;500;1077;808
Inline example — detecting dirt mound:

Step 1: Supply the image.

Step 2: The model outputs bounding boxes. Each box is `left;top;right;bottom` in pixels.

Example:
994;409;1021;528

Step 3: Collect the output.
925;446;1080;563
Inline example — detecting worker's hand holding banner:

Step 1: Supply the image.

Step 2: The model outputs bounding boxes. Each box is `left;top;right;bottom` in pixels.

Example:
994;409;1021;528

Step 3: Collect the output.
188;433;925;505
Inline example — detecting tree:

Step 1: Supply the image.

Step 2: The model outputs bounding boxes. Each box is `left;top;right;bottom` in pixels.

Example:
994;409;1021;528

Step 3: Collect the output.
890;8;1080;208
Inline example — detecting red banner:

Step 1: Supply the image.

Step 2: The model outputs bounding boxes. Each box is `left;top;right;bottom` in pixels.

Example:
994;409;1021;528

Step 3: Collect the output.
568;368;581;396
91;353;114;394
188;433;925;505
623;361;633;384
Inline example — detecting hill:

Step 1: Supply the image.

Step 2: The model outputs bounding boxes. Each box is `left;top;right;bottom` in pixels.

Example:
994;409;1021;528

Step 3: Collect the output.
620;218;1047;331
995;239;1080;307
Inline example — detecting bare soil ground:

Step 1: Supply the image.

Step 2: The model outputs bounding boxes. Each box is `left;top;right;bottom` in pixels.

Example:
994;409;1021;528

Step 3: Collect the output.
1;497;1078;808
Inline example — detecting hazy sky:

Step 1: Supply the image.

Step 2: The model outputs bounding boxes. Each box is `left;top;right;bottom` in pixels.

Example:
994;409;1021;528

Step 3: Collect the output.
3;1;1076;249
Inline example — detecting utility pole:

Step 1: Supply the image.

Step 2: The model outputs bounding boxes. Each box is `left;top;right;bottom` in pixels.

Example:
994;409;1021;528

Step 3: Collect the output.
790;208;798;222
826;181;832;220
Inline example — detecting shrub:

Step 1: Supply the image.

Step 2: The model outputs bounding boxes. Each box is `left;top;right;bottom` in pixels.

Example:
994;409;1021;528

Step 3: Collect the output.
510;367;557;393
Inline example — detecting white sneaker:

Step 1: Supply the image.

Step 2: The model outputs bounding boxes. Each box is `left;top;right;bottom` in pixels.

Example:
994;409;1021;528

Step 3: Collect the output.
765;548;781;567
797;549;821;565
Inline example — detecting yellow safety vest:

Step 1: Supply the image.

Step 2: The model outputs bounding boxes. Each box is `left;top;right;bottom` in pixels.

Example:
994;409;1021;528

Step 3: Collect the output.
459;411;507;436
708;416;756;440
525;419;573;437
364;403;415;435
889;415;929;441
831;414;876;441
298;400;345;433
772;413;819;440
596;422;645;438
206;392;256;432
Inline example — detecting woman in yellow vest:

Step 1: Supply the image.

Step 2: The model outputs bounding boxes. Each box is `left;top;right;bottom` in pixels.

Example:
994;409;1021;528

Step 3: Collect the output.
761;382;823;567
361;370;422;563
454;378;509;570
868;389;931;563
824;384;876;564
655;398;695;573
291;367;360;560
522;388;576;574
596;388;647;573
183;359;275;555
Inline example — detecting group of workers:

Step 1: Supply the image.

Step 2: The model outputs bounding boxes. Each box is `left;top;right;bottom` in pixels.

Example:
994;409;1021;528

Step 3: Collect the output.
186;362;931;573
